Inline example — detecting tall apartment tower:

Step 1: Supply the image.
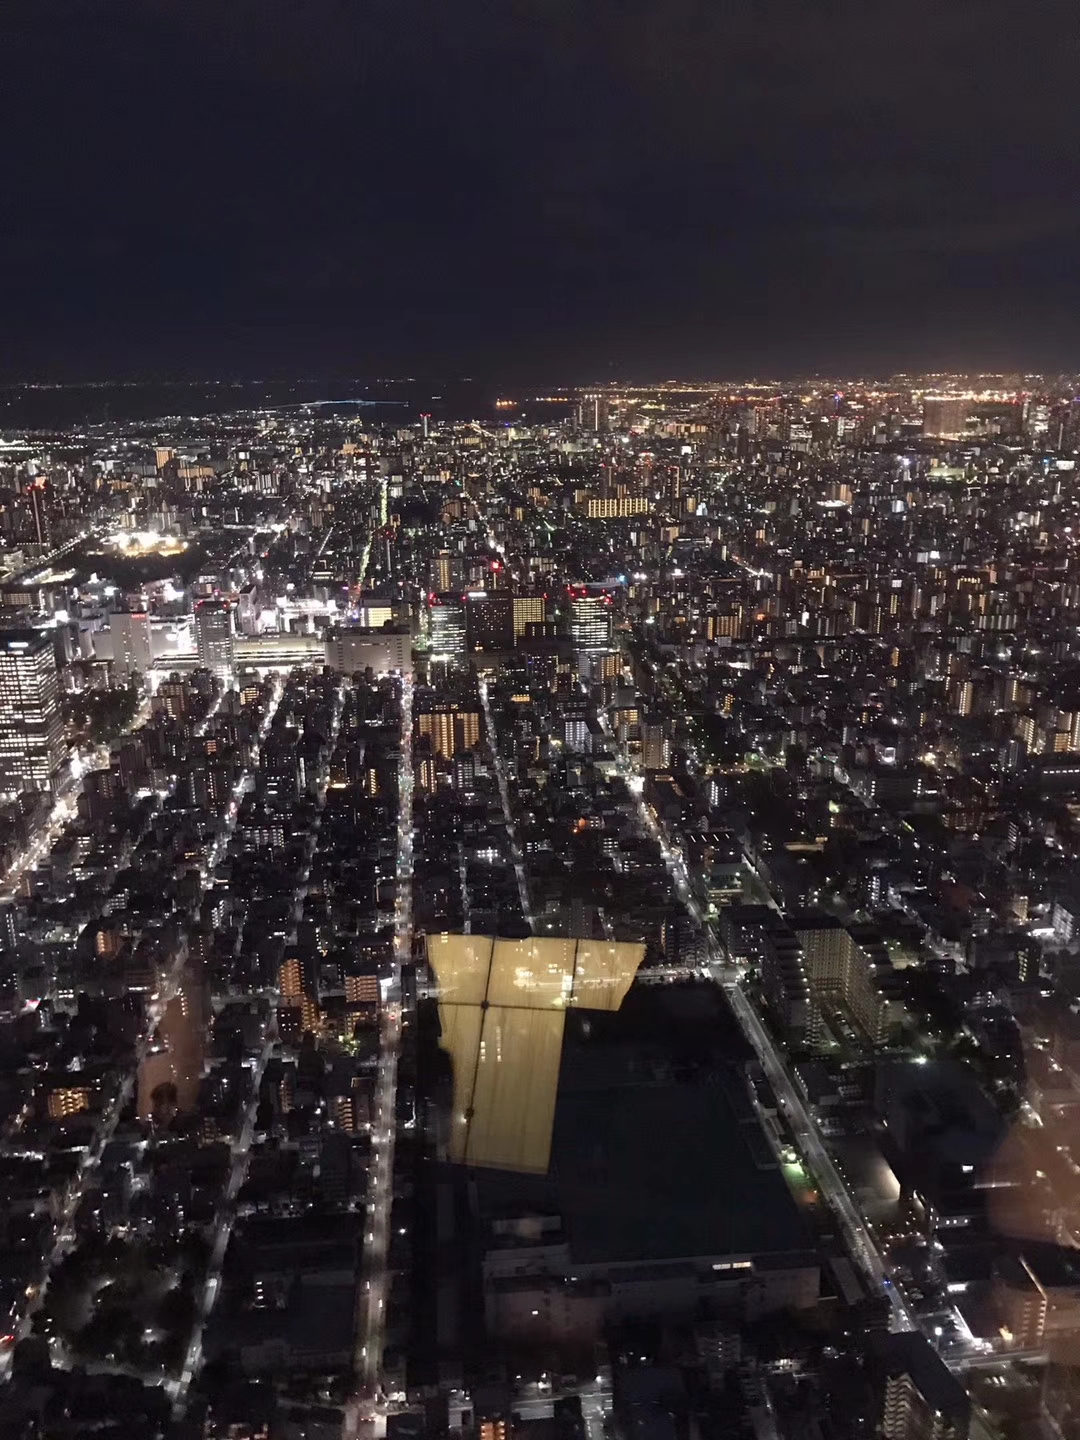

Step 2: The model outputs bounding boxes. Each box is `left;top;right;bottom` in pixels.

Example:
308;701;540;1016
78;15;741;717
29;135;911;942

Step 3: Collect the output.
418;704;481;759
576;393;610;432
789;910;904;1046
641;717;672;772
879;1333;970;1440
0;629;66;796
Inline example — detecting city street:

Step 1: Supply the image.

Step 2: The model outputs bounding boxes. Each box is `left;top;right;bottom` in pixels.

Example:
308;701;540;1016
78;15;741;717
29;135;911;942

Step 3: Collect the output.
174;679;344;1407
478;676;533;929
356;674;413;1409
4;675;286;1381
600;696;917;1334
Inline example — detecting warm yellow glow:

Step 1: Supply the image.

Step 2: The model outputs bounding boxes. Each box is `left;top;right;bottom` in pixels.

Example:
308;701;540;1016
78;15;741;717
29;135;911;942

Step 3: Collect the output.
439;1001;484;1146
429;933;646;1174
573;939;646;1011
462;1007;566;1173
488;937;576;1008
426;933;493;1006
102;529;188;558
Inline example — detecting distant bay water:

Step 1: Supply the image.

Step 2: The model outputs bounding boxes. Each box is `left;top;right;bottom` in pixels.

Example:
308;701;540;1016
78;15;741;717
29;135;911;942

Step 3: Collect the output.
0;377;509;431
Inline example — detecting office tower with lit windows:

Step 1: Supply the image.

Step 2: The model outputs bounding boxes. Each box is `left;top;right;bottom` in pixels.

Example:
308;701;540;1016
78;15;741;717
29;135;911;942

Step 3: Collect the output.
428;594;468;659
641;717;671;771
569;589;613;652
465;590;514;651
922;395;970;439
512;593;547;640
195;599;235;676
0;629;66;796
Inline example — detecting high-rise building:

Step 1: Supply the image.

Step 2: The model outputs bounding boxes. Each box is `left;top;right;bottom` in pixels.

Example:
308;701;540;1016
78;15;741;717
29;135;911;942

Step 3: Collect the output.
992;1249;1080;1351
760;927;818;1045
278;953;320;1032
0;903;18;954
418;704;481;759
325;626;412;675
563;715;590;752
578;650;622;684
512;594;547;640
109;609;153;677
452;750;476;795
879;1333;970;1440
48;1086;91;1120
195;600;234;676
584;496;651;518
789;911;904;1045
641;718;671;771
345;969;380;1006
236;583;260;636
576;393;610;432
416;744;439;795
465;590;514;651
428;594;468;659
922;396;970;439
279;954;305;999
790;912;850;993
0;629;66;796
432;550;463;593
26;478;50;548
569;589;613;652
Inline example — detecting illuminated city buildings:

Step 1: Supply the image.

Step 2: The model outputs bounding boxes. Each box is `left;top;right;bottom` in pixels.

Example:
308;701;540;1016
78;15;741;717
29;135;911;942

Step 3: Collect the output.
195;598;235;676
4;377;1080;1435
0;627;65;795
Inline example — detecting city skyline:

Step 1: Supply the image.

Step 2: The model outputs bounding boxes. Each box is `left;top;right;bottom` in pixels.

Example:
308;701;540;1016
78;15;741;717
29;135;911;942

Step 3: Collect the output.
5;0;1080;1430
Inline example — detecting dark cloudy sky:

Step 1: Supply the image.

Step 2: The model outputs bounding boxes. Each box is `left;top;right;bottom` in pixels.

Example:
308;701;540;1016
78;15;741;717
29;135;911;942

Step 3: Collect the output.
3;0;1078;380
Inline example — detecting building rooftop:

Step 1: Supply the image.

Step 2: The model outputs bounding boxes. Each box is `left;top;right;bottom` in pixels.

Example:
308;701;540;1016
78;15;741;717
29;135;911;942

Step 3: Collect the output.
876;1332;970;1418
428;932;646;1173
476;984;813;1269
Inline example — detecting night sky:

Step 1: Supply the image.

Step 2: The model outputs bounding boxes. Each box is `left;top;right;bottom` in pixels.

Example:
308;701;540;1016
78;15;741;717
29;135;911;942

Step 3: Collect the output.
4;0;1078;381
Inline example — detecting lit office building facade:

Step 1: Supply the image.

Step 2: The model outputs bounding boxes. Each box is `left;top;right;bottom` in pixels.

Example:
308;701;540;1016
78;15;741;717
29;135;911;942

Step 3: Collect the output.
428;594;468;659
569;589;614;652
513;594;547;639
195;600;235;677
465;590;514;651
0;629;66;796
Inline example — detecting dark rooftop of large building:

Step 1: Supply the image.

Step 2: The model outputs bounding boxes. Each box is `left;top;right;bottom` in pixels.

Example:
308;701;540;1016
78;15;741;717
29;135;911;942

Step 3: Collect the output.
475;983;815;1267
875;1332;970;1419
